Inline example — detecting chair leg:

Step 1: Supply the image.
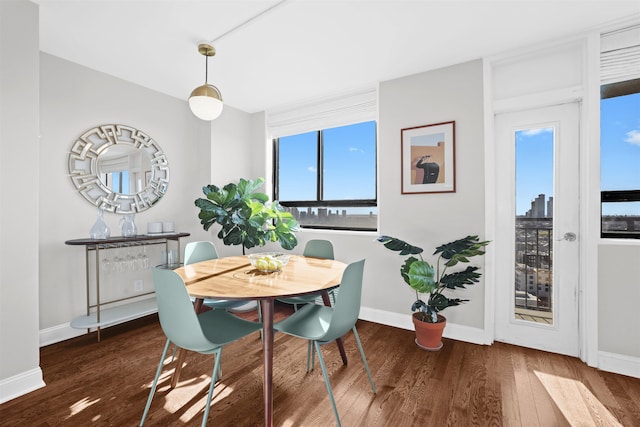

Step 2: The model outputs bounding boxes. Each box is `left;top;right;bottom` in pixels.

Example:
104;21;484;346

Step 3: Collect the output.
306;340;314;372
306;340;317;372
140;338;172;426
352;327;376;394
201;349;222;427
314;341;342;427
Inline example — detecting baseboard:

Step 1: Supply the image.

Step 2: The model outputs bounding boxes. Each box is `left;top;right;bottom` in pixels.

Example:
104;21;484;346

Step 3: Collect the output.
39;315;156;347
39;322;86;347
598;351;640;378
359;306;413;331
444;321;491;346
0;368;45;404
359;306;489;346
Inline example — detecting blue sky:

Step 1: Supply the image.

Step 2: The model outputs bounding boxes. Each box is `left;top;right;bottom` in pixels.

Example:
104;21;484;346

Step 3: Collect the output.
278;121;376;201
601;92;640;191
600;92;640;216
516;128;554;216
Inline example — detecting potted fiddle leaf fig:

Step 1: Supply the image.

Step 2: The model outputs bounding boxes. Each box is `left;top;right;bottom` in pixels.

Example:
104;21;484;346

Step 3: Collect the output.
195;177;299;254
377;235;490;350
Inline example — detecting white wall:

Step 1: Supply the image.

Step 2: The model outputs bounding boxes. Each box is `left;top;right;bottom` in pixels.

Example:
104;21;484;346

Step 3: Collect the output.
598;244;640;368
376;60;487;331
0;0;44;403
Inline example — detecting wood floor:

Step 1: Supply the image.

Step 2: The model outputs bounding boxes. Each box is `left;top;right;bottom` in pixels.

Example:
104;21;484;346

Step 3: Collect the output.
1;304;639;426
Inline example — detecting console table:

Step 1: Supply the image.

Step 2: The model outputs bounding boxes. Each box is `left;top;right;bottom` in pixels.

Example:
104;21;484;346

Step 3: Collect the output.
65;232;190;341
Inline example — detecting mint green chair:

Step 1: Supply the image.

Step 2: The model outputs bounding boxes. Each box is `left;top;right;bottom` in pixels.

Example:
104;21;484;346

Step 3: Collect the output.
277;239;337;310
140;268;261;427
184;241;246;311
273;259;376;427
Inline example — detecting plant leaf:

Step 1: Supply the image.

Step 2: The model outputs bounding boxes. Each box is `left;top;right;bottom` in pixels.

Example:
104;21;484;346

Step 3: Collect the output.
411;299;428;312
194;177;298;252
440;266;481;289
237;177;264;196
434;235;489;261
407;260;436;293
400;257;418;286
428;293;468;312
377;236;423;255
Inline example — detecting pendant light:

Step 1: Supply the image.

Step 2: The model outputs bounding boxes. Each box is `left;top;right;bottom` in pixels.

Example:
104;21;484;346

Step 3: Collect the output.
189;43;223;121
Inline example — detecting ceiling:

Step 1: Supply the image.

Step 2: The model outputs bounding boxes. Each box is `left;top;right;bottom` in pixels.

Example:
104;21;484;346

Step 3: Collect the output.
35;0;640;114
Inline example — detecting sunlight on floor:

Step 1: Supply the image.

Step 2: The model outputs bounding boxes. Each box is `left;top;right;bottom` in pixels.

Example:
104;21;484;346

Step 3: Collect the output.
534;370;622;426
66;396;100;419
139;355;238;424
154;372;235;424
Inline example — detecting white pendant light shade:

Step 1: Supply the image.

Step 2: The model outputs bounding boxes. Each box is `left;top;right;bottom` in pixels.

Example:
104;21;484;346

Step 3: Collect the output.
189;83;224;120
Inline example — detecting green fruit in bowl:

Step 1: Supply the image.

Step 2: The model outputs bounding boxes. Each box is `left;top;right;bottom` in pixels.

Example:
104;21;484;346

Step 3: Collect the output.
255;255;283;272
255;258;269;270
268;259;282;271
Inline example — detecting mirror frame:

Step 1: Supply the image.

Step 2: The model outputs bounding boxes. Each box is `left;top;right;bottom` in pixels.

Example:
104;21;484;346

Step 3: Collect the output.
68;124;169;214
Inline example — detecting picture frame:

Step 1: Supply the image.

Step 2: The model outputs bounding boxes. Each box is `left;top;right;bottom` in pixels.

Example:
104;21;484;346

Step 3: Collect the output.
401;121;456;194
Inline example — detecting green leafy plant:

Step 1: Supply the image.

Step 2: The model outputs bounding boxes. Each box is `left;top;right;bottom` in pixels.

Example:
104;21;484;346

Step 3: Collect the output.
195;177;299;254
377;235;490;323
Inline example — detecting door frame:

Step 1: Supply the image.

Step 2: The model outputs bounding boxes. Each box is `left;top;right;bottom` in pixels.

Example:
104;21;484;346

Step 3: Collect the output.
482;58;601;366
493;103;580;356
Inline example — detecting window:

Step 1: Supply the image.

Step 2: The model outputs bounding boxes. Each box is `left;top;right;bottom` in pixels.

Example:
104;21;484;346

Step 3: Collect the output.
101;170;130;194
274;121;377;231
600;79;640;239
600;26;640;239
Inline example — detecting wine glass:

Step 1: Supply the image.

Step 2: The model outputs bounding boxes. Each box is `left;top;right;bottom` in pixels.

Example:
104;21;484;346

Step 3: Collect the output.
137;245;149;270
101;255;112;274
113;250;125;273
125;248;137;272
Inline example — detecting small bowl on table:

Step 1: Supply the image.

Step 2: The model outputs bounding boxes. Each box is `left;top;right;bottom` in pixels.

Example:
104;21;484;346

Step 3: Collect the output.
248;252;290;273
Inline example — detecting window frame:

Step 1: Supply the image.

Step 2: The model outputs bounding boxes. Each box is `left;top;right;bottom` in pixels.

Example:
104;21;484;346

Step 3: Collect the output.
600;78;640;239
272;122;378;232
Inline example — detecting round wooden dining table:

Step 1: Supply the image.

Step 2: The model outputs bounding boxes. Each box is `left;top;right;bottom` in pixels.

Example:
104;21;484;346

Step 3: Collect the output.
172;254;347;427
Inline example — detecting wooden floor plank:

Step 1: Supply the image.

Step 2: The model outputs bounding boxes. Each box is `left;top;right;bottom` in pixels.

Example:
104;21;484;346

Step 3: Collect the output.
1;307;639;426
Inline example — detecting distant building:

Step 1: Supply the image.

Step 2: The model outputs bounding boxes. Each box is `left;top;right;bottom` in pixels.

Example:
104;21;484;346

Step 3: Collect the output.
525;193;552;218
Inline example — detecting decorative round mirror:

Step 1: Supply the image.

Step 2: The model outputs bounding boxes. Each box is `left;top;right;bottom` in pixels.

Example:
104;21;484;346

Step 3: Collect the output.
68;124;169;214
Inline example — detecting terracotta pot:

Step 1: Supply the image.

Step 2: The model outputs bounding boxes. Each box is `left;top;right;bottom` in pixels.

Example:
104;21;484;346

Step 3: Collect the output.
412;313;446;351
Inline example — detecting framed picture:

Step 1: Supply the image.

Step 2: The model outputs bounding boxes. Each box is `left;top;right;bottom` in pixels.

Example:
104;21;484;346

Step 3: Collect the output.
401;121;456;194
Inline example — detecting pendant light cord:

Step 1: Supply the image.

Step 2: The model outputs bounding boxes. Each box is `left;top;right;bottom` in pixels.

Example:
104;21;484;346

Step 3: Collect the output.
204;54;209;84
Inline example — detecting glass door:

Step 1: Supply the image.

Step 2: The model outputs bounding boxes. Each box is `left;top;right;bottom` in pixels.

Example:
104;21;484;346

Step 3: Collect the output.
494;103;580;357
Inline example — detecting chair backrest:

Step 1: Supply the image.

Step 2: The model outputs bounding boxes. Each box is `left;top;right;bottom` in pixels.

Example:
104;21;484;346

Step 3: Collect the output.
152;267;215;352
319;259;365;343
184;241;219;265
303;239;334;260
